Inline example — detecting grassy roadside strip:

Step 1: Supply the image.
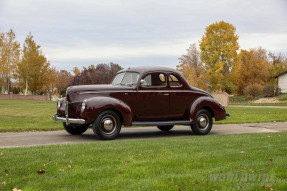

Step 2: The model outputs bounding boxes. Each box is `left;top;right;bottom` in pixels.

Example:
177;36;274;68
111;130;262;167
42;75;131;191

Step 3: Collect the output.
218;106;287;124
1;133;286;190
230;102;287;106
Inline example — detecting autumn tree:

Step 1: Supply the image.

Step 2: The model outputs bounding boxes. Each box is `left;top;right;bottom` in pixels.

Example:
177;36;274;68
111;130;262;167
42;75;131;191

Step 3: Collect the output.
73;67;81;76
199;21;239;91
73;63;122;85
231;48;270;96
269;52;287;81
16;33;51;95
0;29;20;93
54;70;73;96
177;43;207;90
42;66;58;99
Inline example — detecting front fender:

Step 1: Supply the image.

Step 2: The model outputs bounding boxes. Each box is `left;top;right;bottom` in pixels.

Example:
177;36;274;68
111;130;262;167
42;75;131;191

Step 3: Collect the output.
190;96;227;122
81;97;132;126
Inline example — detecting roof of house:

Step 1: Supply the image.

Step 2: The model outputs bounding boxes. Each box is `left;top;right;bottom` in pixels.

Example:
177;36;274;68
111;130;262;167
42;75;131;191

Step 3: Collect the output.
274;70;287;78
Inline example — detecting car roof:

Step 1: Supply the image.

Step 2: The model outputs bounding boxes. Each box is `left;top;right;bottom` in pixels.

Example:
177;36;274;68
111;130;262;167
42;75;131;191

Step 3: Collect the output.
118;66;181;75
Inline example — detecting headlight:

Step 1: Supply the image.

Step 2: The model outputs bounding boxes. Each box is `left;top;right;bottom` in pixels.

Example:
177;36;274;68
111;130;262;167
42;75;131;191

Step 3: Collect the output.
81;100;87;113
57;99;62;109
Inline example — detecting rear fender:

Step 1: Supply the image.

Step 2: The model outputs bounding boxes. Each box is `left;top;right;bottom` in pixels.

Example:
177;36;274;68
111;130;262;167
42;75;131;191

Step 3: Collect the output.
190;97;227;122
81;97;132;126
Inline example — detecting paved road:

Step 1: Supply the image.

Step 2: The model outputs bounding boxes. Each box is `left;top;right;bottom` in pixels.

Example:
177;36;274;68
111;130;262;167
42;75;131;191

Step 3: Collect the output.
0;122;286;148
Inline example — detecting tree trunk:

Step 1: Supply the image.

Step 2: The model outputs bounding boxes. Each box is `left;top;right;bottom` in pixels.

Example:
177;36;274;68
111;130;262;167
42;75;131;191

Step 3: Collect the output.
25;79;29;95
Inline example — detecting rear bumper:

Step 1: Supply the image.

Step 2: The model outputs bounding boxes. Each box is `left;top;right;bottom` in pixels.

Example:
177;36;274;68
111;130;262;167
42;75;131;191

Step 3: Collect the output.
53;114;86;125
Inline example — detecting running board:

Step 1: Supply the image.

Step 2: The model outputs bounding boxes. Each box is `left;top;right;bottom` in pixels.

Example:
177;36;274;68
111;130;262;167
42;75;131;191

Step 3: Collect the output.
132;120;192;126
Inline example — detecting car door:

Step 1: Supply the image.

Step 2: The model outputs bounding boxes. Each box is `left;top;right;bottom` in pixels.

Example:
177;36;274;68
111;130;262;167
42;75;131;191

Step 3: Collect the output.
169;73;194;120
135;72;169;121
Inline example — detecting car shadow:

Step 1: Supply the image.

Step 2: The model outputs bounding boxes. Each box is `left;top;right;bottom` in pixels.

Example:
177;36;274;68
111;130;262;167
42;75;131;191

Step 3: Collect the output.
75;127;196;141
117;129;194;140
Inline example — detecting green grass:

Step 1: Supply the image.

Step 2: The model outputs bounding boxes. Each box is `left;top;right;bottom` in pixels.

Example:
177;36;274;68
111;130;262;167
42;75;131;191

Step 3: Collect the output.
1;133;286;191
230;102;287;106
0;100;62;132
0;100;287;132
218;106;287;124
278;93;287;101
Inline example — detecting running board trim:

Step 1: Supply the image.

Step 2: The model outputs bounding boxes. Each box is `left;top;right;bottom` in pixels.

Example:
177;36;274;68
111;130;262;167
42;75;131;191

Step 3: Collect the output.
132;120;192;126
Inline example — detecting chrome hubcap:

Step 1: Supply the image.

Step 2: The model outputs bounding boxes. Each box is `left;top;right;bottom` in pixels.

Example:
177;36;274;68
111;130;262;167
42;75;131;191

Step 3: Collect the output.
100;115;116;135
103;119;113;131
198;114;209;129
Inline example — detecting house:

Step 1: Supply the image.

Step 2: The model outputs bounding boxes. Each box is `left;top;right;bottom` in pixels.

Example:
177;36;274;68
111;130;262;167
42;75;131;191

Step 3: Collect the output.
275;70;287;93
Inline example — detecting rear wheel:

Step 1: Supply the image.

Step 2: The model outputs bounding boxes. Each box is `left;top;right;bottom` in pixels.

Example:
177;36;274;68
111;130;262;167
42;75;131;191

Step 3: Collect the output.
157;125;174;131
63;123;89;135
191;109;212;135
93;110;121;140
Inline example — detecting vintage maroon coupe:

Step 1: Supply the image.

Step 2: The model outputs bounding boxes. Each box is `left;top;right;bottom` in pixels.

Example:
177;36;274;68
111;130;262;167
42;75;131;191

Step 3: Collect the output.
53;66;228;140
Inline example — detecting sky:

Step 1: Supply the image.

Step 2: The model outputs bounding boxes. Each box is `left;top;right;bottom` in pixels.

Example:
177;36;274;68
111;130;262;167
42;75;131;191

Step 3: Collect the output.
1;0;287;72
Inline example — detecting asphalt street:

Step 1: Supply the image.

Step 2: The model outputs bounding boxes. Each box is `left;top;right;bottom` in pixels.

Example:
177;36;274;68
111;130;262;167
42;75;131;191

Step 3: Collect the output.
0;122;286;148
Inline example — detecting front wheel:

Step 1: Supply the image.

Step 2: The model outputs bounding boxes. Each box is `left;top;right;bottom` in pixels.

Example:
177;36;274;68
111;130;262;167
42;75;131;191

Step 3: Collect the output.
157;125;174;131
63;123;89;135
191;109;213;135
93;110;122;140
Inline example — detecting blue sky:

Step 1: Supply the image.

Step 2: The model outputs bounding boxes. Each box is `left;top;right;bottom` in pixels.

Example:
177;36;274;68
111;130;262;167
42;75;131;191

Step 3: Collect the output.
1;0;287;71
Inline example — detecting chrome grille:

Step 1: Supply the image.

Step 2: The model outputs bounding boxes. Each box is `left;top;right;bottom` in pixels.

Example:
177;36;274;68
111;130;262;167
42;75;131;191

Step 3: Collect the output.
65;101;69;117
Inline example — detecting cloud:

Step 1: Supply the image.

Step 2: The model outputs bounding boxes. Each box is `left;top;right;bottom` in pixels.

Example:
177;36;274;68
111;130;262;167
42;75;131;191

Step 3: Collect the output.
1;0;287;71
45;37;197;70
239;33;287;53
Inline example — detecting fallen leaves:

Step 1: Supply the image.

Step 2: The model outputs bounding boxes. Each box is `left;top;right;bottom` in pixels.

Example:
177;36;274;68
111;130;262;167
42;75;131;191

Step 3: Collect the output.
263;185;273;190
37;169;46;175
3;169;9;176
12;188;22;191
269;158;273;164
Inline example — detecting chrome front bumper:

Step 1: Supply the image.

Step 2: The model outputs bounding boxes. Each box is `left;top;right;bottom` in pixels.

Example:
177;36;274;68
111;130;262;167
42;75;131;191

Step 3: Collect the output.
53;114;86;125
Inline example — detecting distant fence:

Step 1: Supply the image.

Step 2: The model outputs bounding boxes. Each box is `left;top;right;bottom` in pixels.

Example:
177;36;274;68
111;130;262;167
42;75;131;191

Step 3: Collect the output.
211;92;229;106
0;94;48;101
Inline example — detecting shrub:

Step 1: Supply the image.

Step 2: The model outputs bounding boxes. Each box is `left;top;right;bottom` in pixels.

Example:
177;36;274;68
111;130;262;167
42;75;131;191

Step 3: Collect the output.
229;96;249;103
262;84;280;97
243;83;263;99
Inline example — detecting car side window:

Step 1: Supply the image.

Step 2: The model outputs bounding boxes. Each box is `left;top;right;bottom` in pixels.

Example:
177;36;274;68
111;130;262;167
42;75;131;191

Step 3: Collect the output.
142;73;167;87
169;74;182;87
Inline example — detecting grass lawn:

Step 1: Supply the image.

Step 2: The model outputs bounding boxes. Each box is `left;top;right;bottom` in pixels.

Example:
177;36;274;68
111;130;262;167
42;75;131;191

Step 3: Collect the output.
0;100;287;132
220;106;287;124
230;102;287;106
0;133;286;190
0;100;62;132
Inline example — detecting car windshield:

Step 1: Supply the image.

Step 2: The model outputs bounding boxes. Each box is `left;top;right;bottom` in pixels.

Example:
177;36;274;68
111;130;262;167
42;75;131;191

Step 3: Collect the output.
112;72;140;86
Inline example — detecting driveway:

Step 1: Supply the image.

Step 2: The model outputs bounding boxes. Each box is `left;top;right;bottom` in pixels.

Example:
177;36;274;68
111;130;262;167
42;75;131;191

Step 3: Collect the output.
0;122;286;148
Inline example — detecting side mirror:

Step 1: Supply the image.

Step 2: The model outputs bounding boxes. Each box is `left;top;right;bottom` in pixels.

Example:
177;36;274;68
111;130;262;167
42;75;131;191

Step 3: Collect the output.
140;79;145;86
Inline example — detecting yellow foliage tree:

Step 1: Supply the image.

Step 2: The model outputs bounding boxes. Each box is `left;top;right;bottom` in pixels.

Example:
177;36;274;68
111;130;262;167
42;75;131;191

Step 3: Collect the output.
206;61;224;91
199;21;239;91
16;33;52;95
231;48;270;95
0;29;20;93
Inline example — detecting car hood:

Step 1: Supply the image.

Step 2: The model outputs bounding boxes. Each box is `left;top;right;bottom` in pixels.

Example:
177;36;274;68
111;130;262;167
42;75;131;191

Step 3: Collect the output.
66;84;134;102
